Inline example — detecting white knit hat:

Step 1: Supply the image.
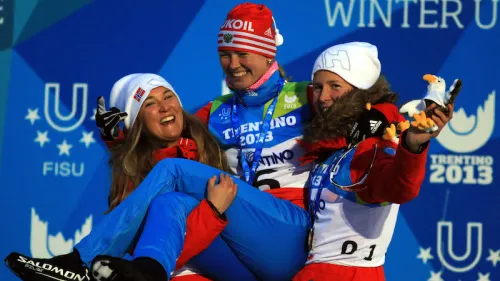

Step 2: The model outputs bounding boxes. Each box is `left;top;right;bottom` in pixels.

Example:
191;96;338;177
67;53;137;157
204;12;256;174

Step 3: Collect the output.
312;42;381;90
109;73;181;129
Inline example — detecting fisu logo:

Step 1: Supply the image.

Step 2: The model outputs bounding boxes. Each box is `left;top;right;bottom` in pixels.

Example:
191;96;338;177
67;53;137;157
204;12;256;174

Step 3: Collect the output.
416;220;499;280
25;83;97;178
219;108;230;122
30;207;92;258
284;94;298;109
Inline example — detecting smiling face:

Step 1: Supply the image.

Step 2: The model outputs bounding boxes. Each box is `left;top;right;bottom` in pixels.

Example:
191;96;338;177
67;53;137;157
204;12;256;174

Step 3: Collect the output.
219;50;270;90
312;70;354;113
138;86;183;147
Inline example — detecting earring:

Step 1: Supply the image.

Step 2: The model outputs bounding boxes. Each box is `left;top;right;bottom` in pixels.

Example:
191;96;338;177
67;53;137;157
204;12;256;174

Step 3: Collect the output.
268;60;273;65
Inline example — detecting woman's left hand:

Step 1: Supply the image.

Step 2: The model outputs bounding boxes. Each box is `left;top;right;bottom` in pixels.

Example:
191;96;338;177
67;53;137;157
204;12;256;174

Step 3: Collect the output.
405;103;454;152
206;173;238;214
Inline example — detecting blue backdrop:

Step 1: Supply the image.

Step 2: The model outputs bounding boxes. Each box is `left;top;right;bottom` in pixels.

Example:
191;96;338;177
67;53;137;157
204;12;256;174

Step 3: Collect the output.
0;1;498;280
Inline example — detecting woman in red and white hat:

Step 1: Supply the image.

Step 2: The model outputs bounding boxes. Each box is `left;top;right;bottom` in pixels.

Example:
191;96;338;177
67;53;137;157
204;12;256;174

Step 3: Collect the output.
153;3;317;280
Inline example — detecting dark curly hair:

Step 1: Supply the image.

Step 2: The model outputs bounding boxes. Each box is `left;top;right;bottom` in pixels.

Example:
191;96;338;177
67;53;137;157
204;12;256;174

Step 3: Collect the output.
303;75;399;143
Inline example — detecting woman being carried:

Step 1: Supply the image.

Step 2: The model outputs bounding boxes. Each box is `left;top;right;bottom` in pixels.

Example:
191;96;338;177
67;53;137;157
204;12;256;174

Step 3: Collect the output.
5;74;258;281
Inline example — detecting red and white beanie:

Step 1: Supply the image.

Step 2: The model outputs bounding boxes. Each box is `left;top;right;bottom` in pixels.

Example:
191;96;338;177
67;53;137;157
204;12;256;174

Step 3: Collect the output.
218;2;283;59
109;73;181;129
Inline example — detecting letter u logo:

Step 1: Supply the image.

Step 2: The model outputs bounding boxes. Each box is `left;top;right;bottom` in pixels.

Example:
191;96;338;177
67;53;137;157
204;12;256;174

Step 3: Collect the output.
44;83;88;132
437;221;482;273
221;108;230;117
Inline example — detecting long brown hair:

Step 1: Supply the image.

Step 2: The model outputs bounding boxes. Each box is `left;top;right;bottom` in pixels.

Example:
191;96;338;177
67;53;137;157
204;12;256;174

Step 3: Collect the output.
107;111;230;211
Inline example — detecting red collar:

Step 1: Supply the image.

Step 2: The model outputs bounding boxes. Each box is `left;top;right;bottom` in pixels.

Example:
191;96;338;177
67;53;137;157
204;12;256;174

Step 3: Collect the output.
152;138;198;162
297;137;347;165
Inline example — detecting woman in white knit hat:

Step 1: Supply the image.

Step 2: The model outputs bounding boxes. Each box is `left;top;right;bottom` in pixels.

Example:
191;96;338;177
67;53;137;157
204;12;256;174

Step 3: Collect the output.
5;73;261;281
292;42;455;281
5;65;311;281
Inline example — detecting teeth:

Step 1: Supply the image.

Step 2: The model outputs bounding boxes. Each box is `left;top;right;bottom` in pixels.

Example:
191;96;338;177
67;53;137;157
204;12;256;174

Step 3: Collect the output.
161;116;174;123
233;72;246;77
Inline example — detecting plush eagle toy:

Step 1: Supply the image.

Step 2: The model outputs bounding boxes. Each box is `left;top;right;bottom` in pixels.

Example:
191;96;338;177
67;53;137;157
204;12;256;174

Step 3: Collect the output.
399;74;462;132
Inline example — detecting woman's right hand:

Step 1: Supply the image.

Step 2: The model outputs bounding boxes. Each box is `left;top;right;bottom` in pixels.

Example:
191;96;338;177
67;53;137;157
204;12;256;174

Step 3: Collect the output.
404;103;453;153
95;96;128;140
207;173;238;214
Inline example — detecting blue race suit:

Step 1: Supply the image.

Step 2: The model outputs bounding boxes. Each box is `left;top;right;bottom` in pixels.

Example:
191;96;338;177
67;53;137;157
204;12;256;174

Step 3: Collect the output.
75;158;309;280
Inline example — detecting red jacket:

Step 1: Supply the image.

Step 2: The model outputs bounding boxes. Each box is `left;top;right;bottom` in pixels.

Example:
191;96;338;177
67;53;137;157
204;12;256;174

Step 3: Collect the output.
293;132;428;281
353;132;427;204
